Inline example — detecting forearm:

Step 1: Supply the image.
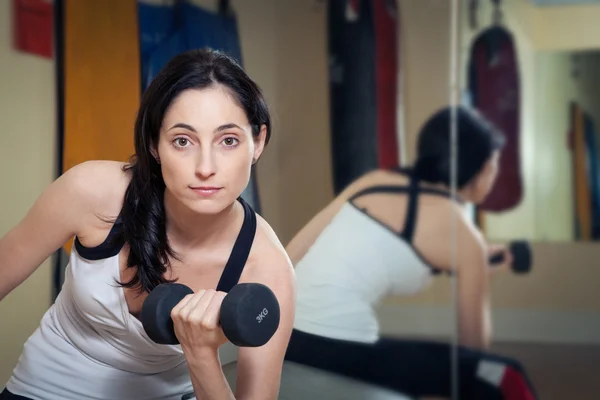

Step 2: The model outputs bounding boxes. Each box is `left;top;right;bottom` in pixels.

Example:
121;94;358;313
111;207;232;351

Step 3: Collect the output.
459;296;493;350
185;348;236;400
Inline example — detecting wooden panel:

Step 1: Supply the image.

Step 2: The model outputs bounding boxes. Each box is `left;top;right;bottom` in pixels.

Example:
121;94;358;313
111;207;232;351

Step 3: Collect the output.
62;0;140;252
572;103;591;240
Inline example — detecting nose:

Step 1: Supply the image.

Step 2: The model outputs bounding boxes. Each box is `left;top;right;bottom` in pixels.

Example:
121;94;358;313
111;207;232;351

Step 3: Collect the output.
195;146;216;179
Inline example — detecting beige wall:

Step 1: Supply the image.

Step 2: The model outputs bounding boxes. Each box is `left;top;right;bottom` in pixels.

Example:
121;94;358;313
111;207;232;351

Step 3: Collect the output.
533;3;600;52
0;0;57;384
400;0;453;165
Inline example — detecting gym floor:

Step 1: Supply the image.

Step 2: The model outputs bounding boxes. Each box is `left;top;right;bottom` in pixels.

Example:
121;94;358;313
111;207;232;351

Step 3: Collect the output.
491;341;600;400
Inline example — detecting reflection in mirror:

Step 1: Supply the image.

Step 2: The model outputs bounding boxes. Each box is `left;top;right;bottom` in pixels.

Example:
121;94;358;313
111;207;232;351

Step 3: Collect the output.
286;1;463;399
459;0;600;399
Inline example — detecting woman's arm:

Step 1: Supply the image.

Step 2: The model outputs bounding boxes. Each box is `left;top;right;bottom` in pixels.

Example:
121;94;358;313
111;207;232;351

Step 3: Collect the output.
234;243;295;400
171;289;236;400
0;161;121;302
455;214;493;350
172;230;295;400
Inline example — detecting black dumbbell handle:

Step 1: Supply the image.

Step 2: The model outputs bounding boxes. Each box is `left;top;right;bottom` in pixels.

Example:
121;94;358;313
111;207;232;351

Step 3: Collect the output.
489;251;505;265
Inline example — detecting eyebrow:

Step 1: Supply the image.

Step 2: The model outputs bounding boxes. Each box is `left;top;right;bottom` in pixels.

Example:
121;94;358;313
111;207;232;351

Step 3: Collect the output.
167;123;242;133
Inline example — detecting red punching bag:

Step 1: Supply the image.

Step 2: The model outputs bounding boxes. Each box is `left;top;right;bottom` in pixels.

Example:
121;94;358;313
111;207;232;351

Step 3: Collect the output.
468;25;523;212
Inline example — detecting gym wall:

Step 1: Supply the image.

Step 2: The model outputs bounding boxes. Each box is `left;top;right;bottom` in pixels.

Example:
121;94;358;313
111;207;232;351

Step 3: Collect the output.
0;0;57;383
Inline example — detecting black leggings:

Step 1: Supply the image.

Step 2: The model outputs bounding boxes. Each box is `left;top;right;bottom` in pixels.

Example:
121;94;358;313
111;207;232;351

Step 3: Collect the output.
0;389;30;400
284;329;537;400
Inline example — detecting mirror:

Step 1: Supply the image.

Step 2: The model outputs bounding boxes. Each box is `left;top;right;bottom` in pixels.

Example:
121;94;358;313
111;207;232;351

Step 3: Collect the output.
458;1;600;399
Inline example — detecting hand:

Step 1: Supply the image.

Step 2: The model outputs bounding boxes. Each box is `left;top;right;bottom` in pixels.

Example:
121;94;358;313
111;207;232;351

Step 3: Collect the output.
170;289;229;353
487;243;513;274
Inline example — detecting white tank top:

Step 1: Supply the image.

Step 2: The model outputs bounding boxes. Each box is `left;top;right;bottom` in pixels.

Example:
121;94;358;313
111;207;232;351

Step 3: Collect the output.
293;173;452;344
6;198;257;400
6;246;194;400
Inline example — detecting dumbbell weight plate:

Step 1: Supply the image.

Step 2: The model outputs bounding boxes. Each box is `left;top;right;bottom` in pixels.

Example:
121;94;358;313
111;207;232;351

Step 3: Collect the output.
220;283;281;347
141;283;194;345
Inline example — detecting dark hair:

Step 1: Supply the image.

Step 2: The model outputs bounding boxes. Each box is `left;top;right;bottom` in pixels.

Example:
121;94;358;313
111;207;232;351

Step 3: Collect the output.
117;48;271;293
413;106;505;188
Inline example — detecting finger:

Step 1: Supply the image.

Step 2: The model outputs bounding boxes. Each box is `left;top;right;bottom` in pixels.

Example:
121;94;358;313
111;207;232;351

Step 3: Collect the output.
502;248;514;265
170;293;195;319
185;290;218;324
173;290;208;321
202;291;227;329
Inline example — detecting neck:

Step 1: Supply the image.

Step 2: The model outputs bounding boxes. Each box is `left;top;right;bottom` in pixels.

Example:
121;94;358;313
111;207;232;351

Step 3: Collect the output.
163;191;239;250
422;181;469;203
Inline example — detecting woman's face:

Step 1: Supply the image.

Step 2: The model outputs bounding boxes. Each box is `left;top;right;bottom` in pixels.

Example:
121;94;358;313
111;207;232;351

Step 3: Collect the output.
155;85;266;215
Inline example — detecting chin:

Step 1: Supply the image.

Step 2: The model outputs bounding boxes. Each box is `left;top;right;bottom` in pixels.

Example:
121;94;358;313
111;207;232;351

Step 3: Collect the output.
184;195;239;215
185;200;228;215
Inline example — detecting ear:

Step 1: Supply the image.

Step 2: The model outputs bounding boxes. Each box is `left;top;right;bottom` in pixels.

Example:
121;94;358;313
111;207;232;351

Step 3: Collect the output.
252;124;267;164
150;144;160;164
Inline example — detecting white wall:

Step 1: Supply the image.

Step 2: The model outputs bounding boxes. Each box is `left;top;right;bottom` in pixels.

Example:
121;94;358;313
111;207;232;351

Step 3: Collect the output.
0;0;57;385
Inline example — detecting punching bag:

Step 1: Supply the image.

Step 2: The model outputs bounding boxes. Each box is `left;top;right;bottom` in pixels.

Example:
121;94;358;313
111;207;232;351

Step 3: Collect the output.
138;0;262;214
328;0;400;195
468;25;523;212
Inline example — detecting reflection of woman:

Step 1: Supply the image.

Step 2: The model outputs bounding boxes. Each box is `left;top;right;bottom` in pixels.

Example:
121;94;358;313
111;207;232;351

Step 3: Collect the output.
284;106;537;399
0;49;295;400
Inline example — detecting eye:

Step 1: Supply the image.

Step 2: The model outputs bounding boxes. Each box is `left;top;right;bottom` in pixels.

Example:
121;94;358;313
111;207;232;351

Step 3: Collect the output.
173;137;190;148
222;137;239;147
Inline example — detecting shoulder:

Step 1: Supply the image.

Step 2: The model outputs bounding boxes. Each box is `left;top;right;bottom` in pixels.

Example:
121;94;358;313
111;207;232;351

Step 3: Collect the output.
61;160;129;196
338;169;401;198
414;200;486;272
60;160;131;240
448;204;488;272
62;160;130;205
242;214;295;300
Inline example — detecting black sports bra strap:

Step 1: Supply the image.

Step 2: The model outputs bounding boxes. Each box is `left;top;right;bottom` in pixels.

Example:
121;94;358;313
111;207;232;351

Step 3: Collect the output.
400;172;420;242
216;197;257;293
348;185;411;202
347;176;454;243
348;185;452;203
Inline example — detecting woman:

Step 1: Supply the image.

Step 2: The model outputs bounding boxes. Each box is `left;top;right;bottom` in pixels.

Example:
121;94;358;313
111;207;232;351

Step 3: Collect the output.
0;49;295;400
284;106;536;400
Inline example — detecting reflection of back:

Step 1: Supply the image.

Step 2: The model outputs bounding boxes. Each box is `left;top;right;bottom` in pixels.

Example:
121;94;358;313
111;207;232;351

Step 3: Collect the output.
139;1;262;213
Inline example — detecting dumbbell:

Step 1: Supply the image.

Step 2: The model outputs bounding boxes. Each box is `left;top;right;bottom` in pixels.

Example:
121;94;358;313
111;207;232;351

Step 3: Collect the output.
141;282;280;347
489;240;532;274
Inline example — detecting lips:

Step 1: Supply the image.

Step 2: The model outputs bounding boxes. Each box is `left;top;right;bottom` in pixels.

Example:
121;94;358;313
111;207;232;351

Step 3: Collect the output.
190;186;222;197
191;186;221;191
